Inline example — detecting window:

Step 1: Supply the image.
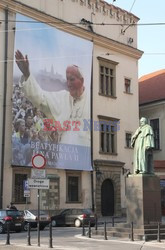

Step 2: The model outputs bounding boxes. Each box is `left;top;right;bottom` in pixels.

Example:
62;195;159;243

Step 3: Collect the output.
88;0;91;6
66;172;81;203
150;118;160;150
124;78;131;93
99;117;119;154
109;8;113;16
116;10;120;20
160;180;165;214
98;57;118;97
14;174;27;203
125;132;132;148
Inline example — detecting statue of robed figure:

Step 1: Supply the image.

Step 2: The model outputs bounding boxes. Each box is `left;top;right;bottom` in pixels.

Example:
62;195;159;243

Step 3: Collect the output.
131;117;155;174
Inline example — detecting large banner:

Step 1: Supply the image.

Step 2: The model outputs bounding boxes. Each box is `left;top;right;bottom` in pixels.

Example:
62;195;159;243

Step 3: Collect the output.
12;14;93;171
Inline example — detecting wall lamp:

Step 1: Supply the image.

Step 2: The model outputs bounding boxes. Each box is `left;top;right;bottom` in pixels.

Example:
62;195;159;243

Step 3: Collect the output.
128;37;134;44
122;167;131;177
80;18;94;32
95;167;102;180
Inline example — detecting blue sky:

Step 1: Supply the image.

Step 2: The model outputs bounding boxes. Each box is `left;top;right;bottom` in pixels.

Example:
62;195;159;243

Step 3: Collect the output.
107;0;165;77
14;14;93;87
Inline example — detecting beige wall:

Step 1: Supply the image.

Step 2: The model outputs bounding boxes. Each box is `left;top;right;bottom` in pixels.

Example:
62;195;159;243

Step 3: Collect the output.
11;168;92;211
0;10;16;208
92;45;139;209
92;45;139;169
15;0;138;49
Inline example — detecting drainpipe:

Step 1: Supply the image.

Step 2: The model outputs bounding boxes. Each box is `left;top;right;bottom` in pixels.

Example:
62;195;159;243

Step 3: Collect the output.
90;51;94;212
0;8;8;208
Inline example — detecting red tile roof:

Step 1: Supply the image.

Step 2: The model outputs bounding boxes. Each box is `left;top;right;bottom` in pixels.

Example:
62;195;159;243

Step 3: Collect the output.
139;69;165;105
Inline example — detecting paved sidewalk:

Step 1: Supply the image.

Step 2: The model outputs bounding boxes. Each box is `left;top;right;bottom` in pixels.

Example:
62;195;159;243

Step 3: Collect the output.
1;235;165;250
0;244;50;250
0;216;165;250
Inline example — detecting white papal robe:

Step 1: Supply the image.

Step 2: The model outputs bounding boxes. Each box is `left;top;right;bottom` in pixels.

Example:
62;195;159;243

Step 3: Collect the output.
20;75;90;147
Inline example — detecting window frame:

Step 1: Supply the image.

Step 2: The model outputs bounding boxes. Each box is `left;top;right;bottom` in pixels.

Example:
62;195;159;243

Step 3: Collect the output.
98;57;118;98
124;77;132;94
150;118;160;150
13;171;30;204
125;132;132;148
66;171;82;203
98;115;119;155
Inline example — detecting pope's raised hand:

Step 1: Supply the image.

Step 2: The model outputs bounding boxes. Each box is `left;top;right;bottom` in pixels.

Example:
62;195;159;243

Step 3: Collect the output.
15;50;30;80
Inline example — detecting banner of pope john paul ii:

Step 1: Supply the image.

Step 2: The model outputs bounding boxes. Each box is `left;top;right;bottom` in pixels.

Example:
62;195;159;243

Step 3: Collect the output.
12;14;93;171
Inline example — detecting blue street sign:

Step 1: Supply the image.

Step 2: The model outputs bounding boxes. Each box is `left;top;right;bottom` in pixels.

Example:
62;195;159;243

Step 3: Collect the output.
23;180;29;191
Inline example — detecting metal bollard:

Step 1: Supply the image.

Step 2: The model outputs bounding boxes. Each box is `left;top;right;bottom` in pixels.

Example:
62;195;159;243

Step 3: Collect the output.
104;221;107;240
37;220;40;247
49;222;53;248
27;223;31;246
112;216;114;227
88;221;91;238
6;221;10;245
95;215;98;231
157;222;161;242
82;219;85;236
130;221;134;241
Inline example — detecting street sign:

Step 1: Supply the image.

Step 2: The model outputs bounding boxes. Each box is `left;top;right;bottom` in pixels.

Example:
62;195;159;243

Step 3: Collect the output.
31;169;46;179
32;154;46;169
23;180;30;197
28;178;49;189
23;180;29;191
24;190;30;197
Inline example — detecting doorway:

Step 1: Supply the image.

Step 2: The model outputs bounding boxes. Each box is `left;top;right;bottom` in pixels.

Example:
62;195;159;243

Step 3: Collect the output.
101;179;114;216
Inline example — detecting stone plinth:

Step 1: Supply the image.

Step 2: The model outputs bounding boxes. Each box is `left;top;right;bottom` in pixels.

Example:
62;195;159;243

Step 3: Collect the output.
126;174;161;228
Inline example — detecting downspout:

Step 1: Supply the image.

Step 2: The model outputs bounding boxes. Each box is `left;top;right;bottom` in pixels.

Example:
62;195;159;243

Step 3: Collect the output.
0;8;8;208
90;48;94;212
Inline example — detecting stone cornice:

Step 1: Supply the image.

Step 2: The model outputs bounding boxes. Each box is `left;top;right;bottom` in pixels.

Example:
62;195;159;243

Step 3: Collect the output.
97;115;120;121
0;0;143;59
78;0;139;22
94;159;125;167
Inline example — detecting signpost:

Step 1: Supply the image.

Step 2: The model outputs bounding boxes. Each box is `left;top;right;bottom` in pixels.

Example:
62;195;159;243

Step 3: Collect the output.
28;179;49;189
32;154;46;169
23;180;30;197
31;154;48;247
24;190;30;198
31;169;46;179
23;180;30;209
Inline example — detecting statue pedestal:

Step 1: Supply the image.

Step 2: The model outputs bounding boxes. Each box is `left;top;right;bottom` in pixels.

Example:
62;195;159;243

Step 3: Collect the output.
126;174;161;228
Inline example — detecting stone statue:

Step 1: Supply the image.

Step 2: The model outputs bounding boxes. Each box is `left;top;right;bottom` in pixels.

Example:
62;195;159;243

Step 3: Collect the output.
131;117;154;174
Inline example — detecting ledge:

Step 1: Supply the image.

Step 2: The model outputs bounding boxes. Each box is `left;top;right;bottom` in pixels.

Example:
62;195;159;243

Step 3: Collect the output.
93;159;125;167
0;0;143;59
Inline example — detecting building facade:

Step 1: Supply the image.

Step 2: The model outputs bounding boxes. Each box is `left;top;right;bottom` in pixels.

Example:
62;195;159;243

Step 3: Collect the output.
0;0;142;216
139;69;165;215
